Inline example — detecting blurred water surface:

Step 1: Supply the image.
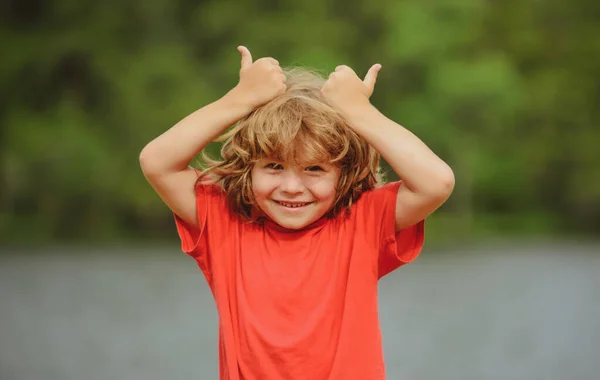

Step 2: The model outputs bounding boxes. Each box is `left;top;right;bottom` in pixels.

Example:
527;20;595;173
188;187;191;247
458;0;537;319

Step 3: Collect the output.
1;242;599;380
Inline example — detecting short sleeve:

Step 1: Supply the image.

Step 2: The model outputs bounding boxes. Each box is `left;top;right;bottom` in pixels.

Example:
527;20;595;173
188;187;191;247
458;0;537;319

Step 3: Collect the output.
357;181;425;279
173;180;231;281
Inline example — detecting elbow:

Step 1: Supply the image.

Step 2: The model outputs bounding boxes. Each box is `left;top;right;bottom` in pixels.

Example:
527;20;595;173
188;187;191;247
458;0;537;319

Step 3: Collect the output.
139;144;160;179
434;165;455;200
139;145;151;172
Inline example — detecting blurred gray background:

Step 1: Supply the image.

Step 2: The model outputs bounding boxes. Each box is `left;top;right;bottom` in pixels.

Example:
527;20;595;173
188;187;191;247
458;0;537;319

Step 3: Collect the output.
2;243;599;379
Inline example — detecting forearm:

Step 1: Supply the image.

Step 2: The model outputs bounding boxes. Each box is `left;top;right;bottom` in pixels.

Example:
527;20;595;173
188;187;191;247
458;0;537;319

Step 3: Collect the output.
139;89;254;175
344;105;454;196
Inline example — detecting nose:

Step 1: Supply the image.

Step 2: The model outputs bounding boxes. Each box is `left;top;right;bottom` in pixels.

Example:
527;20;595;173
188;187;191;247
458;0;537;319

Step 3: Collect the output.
279;170;304;194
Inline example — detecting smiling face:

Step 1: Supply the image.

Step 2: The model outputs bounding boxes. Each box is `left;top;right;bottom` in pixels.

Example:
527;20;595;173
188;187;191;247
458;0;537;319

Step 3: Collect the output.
251;158;341;230
204;68;382;224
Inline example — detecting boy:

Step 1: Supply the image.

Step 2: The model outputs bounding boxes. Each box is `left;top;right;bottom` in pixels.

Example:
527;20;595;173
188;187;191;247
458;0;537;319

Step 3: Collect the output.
140;46;454;380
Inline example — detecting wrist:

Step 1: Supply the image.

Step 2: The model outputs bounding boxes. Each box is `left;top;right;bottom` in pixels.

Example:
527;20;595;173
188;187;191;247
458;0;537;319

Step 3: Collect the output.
221;87;257;116
339;103;381;130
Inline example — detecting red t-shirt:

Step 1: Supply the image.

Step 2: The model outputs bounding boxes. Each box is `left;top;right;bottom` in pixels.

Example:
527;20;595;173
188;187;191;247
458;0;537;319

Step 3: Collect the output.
175;180;425;380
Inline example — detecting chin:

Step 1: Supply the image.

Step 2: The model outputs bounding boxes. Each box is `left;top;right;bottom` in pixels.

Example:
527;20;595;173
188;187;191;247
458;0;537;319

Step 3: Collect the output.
259;200;333;230
273;218;314;230
269;211;325;230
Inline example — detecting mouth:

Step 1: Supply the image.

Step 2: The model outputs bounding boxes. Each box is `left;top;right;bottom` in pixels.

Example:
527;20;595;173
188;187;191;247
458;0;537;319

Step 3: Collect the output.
273;200;314;209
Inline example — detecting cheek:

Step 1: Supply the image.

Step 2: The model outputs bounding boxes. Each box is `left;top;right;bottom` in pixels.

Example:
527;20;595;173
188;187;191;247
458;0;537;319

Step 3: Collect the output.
251;172;274;200
309;178;339;202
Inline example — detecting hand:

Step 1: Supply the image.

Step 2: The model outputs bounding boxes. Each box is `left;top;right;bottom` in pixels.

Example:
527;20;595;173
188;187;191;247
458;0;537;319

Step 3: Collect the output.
321;64;382;117
230;46;287;109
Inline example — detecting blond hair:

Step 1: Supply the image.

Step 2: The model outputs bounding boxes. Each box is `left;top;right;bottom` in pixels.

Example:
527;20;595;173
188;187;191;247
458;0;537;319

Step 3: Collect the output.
197;67;384;221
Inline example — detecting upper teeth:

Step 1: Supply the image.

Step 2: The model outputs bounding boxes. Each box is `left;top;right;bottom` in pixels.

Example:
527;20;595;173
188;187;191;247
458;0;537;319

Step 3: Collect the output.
279;202;308;208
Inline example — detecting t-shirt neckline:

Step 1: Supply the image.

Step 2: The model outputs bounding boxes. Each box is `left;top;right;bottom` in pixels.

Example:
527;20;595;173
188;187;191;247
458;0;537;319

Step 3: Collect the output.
262;216;328;234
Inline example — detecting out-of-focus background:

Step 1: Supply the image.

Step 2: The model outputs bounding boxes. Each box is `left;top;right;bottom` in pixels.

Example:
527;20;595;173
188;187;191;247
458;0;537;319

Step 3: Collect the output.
1;0;599;379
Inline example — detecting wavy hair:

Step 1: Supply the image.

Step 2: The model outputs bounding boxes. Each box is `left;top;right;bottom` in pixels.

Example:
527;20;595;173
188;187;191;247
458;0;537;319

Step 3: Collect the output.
197;67;383;221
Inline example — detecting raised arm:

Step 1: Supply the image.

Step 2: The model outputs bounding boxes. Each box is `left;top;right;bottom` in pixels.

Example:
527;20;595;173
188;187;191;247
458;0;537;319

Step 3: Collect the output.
322;64;455;231
139;46;286;228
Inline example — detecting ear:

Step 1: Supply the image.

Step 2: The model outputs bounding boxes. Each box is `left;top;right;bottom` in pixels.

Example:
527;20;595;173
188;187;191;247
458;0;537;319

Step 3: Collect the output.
238;46;253;69
363;64;382;95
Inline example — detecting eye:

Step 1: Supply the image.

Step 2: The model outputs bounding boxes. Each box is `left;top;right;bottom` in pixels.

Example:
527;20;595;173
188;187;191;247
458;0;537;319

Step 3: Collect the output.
306;165;324;172
265;162;283;170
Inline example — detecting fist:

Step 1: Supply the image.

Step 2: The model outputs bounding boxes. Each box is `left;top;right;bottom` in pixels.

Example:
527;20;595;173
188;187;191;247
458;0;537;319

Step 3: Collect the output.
233;46;287;109
321;64;381;116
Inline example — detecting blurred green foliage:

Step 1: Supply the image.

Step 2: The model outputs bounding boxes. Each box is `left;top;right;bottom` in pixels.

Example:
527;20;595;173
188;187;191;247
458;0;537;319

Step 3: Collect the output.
1;0;599;243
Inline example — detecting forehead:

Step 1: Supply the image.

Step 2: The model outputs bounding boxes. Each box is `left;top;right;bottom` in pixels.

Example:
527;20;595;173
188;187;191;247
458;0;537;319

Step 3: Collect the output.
258;141;338;166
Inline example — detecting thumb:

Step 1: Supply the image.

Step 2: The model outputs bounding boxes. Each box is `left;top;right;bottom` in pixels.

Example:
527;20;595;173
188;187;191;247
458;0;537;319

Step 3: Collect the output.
238;46;253;69
363;64;382;94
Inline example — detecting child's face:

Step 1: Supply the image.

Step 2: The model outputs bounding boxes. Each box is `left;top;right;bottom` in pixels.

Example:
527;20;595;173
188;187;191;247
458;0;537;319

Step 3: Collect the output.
251;158;341;230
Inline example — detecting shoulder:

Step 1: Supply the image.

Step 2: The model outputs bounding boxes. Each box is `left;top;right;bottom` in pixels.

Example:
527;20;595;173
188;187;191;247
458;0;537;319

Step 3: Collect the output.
195;174;225;194
328;182;402;223
194;178;228;204
188;179;241;232
337;181;401;239
354;181;401;209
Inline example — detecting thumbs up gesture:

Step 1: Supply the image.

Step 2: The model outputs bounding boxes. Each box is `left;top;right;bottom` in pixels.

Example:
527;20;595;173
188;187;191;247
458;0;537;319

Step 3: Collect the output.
321;64;382;118
232;46;287;110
